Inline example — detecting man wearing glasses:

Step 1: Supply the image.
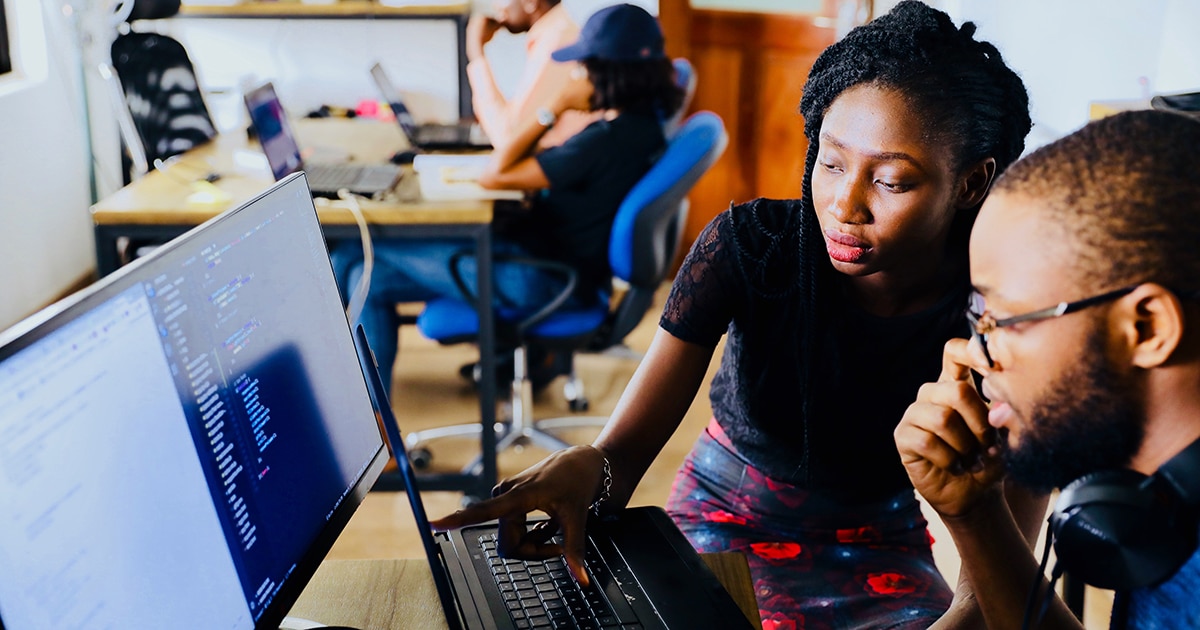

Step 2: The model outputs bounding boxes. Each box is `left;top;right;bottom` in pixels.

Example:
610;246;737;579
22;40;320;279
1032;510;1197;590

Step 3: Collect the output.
895;109;1200;629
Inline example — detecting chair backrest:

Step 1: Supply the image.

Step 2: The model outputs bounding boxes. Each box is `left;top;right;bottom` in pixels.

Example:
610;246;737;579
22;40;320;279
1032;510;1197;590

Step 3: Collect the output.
109;31;216;172
663;58;697;138
600;110;727;345
122;0;181;21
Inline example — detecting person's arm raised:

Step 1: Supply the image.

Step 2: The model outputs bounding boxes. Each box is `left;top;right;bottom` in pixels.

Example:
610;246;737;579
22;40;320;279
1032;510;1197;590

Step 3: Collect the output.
431;328;716;586
897;339;1081;629
477;71;592;192
465;14;508;146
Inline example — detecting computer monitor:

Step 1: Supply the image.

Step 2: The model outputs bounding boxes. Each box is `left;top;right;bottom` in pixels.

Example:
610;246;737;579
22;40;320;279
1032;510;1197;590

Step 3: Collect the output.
0;174;388;629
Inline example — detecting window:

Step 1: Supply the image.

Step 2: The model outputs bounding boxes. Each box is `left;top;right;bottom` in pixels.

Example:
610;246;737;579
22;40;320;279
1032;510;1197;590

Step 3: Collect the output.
0;0;11;75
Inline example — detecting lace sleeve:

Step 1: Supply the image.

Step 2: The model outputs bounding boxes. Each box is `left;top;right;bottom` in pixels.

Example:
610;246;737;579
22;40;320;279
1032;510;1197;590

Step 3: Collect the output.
659;209;740;347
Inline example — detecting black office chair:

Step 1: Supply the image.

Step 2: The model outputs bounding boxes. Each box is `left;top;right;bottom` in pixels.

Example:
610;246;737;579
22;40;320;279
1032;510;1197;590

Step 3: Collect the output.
406;111;729;476
105;0;216;182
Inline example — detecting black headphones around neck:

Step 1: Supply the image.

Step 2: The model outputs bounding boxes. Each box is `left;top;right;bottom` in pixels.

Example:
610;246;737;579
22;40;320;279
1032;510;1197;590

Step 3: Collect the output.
1049;436;1200;590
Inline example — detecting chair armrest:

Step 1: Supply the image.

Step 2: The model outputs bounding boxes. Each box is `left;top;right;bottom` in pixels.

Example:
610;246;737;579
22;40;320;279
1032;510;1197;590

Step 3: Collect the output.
446;249;580;334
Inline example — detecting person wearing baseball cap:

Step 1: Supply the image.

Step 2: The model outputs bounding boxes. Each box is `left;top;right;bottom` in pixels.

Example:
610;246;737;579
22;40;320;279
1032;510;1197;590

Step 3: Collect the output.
331;4;684;399
549;2;666;63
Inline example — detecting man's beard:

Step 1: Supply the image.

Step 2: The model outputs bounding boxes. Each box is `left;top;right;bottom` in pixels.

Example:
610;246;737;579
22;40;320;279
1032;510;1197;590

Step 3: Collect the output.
999;327;1145;494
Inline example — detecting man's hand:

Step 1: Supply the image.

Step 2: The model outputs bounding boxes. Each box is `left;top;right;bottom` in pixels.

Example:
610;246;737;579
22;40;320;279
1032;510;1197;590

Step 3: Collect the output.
895;338;1003;518
430;445;607;586
466;15;503;63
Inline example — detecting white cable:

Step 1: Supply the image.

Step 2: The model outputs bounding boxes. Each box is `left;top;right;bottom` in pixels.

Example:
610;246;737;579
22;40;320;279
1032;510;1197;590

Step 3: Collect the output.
110;0;135;30
338;189;374;326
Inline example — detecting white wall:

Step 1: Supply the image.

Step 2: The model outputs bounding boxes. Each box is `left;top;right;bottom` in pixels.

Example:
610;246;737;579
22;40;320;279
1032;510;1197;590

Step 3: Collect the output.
950;0;1200;150
0;0;102;330
167;17;463;127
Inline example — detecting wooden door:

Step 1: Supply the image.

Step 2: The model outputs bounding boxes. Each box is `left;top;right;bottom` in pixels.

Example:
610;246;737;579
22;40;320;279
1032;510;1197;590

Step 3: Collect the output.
660;0;839;263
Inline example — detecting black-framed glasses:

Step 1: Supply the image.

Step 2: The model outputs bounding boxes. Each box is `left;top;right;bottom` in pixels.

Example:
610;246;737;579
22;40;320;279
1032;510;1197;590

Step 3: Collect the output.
964;285;1139;367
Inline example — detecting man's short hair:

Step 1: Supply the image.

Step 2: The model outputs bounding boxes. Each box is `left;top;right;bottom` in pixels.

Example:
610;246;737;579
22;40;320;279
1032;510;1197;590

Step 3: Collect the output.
992;110;1200;292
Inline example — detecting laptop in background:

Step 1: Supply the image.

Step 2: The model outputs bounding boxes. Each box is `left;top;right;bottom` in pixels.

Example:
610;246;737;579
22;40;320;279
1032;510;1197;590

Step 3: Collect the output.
351;325;756;630
0;174;388;629
370;62;492;151
244;82;402;198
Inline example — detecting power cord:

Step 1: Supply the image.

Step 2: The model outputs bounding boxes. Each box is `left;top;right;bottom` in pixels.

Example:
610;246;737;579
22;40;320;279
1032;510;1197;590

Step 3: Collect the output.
337;188;374;327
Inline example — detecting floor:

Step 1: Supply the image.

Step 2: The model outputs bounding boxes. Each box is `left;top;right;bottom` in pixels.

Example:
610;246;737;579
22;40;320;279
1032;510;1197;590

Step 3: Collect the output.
325;284;1113;628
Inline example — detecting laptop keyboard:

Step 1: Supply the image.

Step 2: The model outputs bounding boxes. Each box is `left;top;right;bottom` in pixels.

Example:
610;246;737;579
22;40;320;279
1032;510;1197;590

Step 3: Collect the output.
306;163;398;193
418;124;470;144
478;532;643;630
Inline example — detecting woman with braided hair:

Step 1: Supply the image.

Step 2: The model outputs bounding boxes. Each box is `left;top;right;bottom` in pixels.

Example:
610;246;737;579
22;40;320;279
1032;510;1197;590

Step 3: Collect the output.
434;2;1038;626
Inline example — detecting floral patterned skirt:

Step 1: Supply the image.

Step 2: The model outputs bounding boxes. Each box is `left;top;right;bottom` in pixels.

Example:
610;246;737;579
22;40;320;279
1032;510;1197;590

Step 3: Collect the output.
665;420;953;630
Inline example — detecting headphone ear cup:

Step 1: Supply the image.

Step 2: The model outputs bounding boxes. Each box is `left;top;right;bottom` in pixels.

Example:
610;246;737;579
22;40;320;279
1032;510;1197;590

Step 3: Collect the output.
1052;469;1198;590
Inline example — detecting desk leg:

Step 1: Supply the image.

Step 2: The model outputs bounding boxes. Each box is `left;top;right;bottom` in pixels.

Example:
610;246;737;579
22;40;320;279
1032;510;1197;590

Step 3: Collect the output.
474;226;498;498
95;225;121;277
455;13;473;121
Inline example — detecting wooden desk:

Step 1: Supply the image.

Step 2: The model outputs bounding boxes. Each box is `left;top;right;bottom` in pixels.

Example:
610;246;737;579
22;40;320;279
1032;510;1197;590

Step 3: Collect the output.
91;119;493;274
90;118;501;498
290;555;763;629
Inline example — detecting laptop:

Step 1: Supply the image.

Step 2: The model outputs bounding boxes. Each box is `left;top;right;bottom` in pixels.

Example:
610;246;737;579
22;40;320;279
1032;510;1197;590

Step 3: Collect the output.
351;326;757;630
244;82;402;198
0;174;389;629
370;62;492;151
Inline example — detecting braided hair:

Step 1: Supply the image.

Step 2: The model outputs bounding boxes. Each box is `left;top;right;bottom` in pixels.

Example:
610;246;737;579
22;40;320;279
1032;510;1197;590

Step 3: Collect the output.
798;0;1031;258
769;0;1031;480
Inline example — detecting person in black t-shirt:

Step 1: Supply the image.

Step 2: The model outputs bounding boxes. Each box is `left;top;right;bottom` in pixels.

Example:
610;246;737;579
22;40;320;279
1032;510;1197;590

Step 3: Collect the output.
330;4;683;394
434;2;1044;628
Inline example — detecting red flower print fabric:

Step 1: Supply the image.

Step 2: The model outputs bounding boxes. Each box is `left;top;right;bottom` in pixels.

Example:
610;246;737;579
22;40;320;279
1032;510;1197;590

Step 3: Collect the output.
665;425;953;629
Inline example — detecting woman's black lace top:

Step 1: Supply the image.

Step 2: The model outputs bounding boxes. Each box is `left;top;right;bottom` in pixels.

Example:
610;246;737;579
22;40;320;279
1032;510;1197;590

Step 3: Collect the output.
661;198;970;503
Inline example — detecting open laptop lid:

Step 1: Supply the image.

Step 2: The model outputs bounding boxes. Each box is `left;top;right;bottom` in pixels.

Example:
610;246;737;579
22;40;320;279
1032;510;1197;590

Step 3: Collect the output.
351;324;466;630
0;174;388;629
244;82;305;181
368;62;422;145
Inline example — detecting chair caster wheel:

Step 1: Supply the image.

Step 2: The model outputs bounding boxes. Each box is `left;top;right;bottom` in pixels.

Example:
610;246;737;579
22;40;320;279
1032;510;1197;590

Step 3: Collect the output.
409;447;433;470
569;398;590;412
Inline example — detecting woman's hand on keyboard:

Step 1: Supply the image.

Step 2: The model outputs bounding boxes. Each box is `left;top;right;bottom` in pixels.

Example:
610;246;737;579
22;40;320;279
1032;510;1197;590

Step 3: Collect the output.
430;444;608;586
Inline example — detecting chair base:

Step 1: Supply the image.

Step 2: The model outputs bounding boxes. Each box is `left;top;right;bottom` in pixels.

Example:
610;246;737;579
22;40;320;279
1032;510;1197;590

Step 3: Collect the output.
404;346;606;478
406;417;609;477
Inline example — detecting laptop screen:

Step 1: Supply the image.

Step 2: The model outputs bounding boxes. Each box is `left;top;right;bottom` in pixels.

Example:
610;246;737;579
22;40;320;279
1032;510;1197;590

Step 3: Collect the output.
0;174;388;629
369;62;421;142
244;82;305;181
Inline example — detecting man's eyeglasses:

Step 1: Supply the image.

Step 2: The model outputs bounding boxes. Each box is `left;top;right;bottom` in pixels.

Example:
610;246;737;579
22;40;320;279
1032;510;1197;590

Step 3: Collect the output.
964;285;1138;367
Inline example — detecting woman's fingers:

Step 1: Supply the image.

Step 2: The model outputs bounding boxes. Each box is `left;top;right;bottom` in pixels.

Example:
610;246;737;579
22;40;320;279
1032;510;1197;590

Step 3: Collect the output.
557;509;591;586
429;490;525;530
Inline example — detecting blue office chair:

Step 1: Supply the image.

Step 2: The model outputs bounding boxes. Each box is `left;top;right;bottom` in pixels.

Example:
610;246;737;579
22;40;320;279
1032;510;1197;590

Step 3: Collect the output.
406;111;728;474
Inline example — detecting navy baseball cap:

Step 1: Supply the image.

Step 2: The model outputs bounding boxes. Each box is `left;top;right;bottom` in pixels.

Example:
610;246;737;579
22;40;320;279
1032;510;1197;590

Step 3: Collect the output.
551;4;666;62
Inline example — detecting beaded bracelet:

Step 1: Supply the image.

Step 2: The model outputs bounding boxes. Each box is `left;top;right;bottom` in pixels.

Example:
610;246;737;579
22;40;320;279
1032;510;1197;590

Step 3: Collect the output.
589;452;613;516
